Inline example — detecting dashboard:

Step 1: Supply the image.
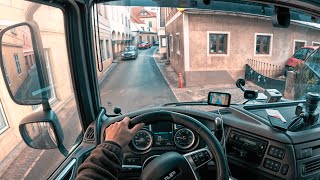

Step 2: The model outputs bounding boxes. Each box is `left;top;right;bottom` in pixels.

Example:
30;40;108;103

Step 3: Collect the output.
83;101;320;180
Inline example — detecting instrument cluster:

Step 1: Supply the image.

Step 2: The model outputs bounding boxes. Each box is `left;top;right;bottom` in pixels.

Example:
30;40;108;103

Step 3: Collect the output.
131;122;197;151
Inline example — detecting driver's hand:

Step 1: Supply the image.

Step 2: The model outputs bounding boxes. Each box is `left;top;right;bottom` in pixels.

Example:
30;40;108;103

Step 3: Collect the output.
105;117;145;148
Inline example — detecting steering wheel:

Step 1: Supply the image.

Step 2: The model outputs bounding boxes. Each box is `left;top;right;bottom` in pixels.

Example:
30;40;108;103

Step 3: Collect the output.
128;111;229;180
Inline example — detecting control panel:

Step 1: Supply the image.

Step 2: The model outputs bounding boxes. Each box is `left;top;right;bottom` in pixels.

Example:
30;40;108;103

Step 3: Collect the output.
226;130;268;166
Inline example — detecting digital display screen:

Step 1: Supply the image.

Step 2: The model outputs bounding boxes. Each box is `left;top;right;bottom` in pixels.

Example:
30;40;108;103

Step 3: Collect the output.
151;122;173;146
208;92;231;107
239;137;257;146
151;121;173;132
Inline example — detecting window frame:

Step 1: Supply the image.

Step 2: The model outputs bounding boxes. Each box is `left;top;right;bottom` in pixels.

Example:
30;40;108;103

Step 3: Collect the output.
176;33;180;55
293;39;307;54
0;100;9;135
2;58;11;86
254;33;273;56
312;41;320;46
170;34;173;52
13;53;22;76
99;39;106;61
106;40;110;59
207;31;230;56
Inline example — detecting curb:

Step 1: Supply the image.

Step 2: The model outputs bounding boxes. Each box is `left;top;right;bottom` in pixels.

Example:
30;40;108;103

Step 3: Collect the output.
152;49;180;102
98;58;120;85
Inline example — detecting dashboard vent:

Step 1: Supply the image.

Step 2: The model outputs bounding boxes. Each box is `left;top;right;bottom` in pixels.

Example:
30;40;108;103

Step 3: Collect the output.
303;158;320;175
84;127;95;141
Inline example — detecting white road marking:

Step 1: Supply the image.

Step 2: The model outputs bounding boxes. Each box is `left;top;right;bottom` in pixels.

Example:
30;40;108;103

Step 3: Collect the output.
100;90;112;96
120;89;126;94
22;150;45;179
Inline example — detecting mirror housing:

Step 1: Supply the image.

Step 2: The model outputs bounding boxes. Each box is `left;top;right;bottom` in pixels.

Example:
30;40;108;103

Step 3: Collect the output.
272;6;290;28
19;110;68;155
0;22;51;106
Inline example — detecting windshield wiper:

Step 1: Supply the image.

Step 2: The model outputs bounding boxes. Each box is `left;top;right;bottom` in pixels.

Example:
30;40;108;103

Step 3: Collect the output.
162;101;208;107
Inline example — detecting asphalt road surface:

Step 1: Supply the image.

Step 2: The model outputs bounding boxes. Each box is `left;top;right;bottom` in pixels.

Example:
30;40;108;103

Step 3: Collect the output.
99;46;177;114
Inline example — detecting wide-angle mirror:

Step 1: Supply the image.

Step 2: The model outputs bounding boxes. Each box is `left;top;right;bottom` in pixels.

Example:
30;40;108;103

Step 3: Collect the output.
0;23;51;105
20;122;58;149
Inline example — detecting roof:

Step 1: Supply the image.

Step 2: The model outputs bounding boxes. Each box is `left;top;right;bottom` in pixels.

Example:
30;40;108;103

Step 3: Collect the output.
132;7;156;18
130;15;144;24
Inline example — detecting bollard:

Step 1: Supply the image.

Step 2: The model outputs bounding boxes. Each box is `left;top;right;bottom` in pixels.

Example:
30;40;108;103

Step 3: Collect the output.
179;73;183;88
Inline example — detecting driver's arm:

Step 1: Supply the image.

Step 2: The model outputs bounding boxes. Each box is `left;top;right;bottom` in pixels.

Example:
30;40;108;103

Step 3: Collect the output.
76;117;144;180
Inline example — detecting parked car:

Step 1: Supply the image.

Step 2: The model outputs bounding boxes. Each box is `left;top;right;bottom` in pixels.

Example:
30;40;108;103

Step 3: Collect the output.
154;41;159;46
285;46;319;72
121;46;138;60
138;42;152;49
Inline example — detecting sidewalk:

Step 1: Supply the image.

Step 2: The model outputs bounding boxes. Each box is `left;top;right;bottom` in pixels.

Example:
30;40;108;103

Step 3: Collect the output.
98;57;121;85
153;50;264;104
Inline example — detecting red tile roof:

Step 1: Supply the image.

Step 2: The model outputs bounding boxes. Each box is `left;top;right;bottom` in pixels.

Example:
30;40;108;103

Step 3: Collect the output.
130;15;144;24
132;7;156;18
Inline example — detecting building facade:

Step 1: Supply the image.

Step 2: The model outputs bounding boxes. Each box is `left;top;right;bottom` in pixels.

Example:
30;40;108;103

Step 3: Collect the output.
164;8;320;86
131;7;158;46
107;6;132;57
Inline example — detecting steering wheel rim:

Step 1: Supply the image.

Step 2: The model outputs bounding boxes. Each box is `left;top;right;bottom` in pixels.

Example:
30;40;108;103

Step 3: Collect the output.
129;110;229;180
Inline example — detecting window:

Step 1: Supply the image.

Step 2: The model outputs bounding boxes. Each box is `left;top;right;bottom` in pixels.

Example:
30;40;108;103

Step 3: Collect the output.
128;20;130;28
104;6;108;18
125;17;127;26
294;40;306;53
306;49;320;73
176;33;180;55
149;21;152;28
97;5;102;15
106;40;110;59
0;101;9;134
122;14;123;24
161;37;167;47
208;32;229;55
312;42;320;46
147;36;150;42
1;3;82;179
3;59;10;85
100;39;105;60
170;34;173;51
293;48;312;60
14;54;22;75
139;36;142;43
255;34;272;55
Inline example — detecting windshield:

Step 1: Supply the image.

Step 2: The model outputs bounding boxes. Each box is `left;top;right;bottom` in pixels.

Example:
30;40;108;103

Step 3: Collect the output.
92;2;320;114
123;46;135;51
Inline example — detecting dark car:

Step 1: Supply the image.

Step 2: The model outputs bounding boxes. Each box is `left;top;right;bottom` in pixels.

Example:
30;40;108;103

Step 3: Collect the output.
154;41;159;46
138;42;152;49
121;46;138;60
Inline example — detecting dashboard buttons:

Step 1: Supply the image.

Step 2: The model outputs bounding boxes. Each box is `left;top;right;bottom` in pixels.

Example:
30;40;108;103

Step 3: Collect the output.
268;145;285;159
125;157;141;165
190;150;211;167
263;158;281;172
280;164;289;175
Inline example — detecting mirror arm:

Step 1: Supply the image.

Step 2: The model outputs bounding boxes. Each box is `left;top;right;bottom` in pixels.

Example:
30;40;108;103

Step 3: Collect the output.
42;101;51;111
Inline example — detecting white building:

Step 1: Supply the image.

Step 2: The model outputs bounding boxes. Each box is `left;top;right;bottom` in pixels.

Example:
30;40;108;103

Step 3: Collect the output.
106;6;132;57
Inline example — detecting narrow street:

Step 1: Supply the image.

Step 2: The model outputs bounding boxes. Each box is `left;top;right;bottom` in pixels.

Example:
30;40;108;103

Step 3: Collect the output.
99;47;177;114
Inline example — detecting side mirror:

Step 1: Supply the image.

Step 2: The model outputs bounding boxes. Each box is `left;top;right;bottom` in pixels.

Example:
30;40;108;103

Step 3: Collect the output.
272;6;290;28
0;22;51;106
19;110;68;155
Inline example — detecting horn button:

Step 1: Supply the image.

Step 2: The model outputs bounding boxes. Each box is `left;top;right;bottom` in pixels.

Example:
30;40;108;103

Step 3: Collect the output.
141;152;197;180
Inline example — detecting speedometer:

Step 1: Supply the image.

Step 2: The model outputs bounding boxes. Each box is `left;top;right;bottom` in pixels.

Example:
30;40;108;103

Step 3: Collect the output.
132;129;153;151
174;128;195;149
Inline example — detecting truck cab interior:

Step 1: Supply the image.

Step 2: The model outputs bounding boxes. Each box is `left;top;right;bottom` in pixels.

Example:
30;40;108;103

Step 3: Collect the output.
1;0;320;180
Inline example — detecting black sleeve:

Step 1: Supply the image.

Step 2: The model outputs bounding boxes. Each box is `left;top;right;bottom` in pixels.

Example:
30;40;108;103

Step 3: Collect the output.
76;141;123;180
